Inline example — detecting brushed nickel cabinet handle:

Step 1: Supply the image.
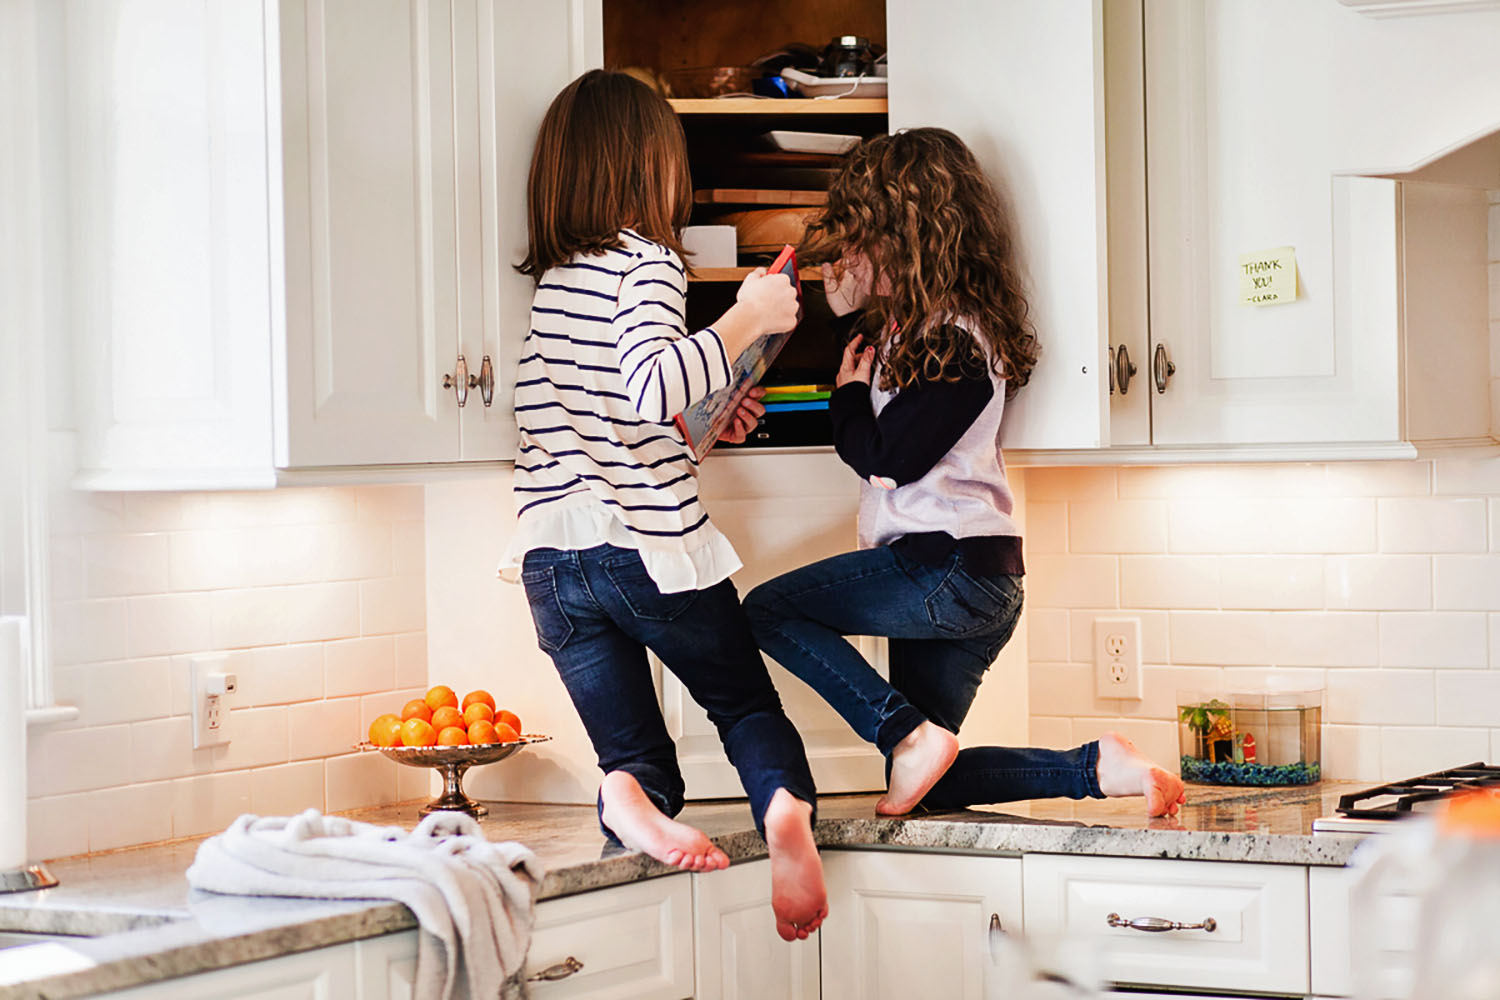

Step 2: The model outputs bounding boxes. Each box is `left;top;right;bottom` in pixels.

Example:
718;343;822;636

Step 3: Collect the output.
1107;912;1216;933
1152;342;1176;394
443;354;470;408
528;956;584;982
474;354;495;407
1115;343;1138;395
987;912;1004;964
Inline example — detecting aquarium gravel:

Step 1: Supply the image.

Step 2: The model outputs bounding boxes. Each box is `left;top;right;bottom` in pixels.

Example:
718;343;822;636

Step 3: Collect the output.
1179;757;1321;786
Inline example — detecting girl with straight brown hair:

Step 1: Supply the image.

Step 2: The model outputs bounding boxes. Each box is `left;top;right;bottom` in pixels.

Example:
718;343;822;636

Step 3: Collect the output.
502;70;826;941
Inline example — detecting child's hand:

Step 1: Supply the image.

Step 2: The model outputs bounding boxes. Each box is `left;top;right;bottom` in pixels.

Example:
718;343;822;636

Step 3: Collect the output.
837;335;875;388
717;386;766;445
735;268;800;337
822;255;872;317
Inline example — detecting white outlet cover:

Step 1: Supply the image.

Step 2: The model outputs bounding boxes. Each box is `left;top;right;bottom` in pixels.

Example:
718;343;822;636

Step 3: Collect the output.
190;653;232;749
1094;617;1143;701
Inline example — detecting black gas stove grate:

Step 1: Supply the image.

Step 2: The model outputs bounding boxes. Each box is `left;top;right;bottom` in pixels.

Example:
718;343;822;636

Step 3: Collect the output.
1336;762;1500;819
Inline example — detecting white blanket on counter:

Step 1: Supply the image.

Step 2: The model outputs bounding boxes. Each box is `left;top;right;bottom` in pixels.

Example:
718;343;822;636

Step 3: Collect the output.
187;809;543;1000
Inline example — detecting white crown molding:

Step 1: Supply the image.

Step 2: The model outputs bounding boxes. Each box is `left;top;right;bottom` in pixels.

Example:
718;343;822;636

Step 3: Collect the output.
1339;0;1500;18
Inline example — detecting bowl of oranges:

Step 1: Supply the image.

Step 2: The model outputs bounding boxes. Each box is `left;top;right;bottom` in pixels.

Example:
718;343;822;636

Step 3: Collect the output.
358;685;549;818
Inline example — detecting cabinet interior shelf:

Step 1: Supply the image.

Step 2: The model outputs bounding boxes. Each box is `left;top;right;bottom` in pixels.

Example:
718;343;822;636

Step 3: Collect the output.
668;98;888;115
689;266;825;283
695;188;828;206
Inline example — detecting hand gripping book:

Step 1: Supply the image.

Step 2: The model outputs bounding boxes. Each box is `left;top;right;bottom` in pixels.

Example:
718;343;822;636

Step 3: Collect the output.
673;245;802;460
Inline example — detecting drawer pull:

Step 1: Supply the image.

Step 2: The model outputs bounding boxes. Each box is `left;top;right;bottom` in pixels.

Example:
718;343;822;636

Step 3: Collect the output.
987;912;1004;964
528;956;584;982
1106;912;1217;934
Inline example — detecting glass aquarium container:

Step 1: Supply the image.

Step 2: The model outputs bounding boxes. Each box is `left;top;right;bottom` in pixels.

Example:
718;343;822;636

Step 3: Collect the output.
1177;688;1322;786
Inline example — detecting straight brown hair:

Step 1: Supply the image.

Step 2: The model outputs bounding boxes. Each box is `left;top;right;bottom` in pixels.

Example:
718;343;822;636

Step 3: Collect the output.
517;70;692;279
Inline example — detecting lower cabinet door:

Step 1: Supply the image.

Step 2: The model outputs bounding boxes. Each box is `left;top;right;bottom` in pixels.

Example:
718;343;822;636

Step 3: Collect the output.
100;942;358;998
524;874;695;1000
693;859;820;1000
1309;864;1419;999
1023;853;1309;996
355;930;419;1000
819;850;1025;1000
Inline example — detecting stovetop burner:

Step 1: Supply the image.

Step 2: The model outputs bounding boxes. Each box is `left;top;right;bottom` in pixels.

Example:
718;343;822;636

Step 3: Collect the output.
1335;762;1500;820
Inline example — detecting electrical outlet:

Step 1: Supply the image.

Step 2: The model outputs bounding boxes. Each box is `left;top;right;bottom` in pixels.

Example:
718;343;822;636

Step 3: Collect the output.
191;654;235;749
1094;617;1143;700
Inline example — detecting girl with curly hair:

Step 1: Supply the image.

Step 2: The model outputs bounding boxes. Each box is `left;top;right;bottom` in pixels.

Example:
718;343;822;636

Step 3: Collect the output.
745;128;1185;818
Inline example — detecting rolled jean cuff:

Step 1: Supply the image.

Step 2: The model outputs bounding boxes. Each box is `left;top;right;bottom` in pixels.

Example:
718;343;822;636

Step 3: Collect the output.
1080;740;1105;799
874;704;929;757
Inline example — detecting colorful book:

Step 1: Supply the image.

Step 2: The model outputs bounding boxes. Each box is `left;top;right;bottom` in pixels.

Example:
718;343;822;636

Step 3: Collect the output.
674;245;802;460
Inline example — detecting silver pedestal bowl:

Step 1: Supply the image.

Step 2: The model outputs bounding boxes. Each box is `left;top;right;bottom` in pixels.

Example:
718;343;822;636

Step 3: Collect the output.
355;736;551;818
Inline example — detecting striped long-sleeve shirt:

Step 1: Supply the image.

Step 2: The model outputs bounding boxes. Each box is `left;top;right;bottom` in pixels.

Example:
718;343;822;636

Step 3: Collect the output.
502;230;744;593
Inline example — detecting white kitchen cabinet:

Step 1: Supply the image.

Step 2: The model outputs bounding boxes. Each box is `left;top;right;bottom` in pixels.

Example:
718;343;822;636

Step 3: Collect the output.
694;859;821;1000
1309;863;1419;999
1022;853;1309;996
68;0;585;488
887;0;1117;450
819;849;1025;1000
355;930;419;1000
99;940;358;998
1138;0;1500;451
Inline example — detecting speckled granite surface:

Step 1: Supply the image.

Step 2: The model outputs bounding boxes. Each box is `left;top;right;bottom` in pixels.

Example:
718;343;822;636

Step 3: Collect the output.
0;783;1369;998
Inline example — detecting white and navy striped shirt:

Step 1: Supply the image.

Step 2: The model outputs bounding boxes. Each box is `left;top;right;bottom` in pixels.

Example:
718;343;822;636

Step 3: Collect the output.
504;230;744;593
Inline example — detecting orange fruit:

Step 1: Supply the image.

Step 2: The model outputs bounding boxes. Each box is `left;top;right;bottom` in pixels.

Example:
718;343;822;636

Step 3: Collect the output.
496;710;521;735
431;706;464;732
461;690;496;713
400;718;436;747
468;720;499;744
401;699;432;724
437;726;469;746
493;722;520;743
425;685;458;712
463;703;494;726
369;714;403;748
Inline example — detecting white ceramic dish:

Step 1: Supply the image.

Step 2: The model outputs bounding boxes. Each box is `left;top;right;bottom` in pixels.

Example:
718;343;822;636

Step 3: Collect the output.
779;67;888;99
760;130;860;155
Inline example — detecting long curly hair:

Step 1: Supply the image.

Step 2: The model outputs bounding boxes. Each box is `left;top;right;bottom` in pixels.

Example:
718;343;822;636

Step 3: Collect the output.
803;128;1038;394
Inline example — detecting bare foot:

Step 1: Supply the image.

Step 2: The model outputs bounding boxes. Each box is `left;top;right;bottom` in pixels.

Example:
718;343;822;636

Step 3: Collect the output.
764;788;827;942
599;771;729;872
1095;731;1186;818
877;722;959;816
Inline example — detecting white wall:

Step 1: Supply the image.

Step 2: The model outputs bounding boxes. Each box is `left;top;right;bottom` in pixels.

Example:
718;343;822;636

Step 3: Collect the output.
27;436;429;857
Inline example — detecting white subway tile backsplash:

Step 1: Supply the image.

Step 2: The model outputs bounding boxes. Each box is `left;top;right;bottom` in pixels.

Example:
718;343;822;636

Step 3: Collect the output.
1029;716;1073;749
359;576;426;636
1068;500;1168;554
1325;555;1432;610
214;707;290;771
48;537;84;602
120;493;184;533
1380;726;1490;779
51;599;128;666
1435;672;1500;727
394;633;428;690
1118;464;1329;500
288;698;362;761
1325;670;1434;725
52;659;174;726
1322;725;1382;782
127;593;214;658
1433;456;1500;495
1024;502;1067;554
325;637;396;699
249;761;325;817
1268;612;1379;667
130;717;215;783
88;783;174;852
1169;498;1377;554
27;794;92;862
324;752;399;813
392;521;425;576
230;644;325;707
179;489;358;530
1218;556;1324;610
1027;663;1096;718
1169;612;1272;666
1434;555;1500;609
1321;461;1431;498
1378;498;1487;553
356;485;425;523
1027;610;1069;662
1024;468;1116;502
280;582;362;645
171;771;252;838
1120;556;1219;609
27;724;134;795
1379;612;1488;668
84;533;170;597
1028;556;1117;608
1070;718;1179;775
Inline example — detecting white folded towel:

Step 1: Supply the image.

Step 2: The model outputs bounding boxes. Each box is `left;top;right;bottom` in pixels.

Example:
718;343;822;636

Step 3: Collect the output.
187;809;544;1000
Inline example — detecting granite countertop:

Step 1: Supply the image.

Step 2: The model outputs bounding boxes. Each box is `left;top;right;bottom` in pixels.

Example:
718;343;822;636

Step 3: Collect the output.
0;782;1369;999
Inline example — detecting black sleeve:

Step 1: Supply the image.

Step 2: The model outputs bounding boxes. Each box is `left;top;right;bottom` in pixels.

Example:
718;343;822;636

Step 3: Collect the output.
829;332;994;487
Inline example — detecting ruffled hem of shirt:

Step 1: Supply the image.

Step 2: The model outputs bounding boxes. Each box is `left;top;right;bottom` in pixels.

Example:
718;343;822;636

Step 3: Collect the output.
498;497;742;595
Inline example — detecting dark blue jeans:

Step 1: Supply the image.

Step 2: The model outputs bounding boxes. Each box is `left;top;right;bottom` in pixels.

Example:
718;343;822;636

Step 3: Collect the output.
743;545;1104;809
520;545;817;842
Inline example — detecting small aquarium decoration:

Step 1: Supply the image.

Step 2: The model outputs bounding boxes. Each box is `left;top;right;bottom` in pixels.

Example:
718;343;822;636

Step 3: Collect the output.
1177;688;1322;786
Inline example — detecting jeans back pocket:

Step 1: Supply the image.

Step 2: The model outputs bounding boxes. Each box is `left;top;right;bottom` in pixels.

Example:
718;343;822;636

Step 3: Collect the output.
925;568;1022;638
521;565;575;652
601;555;698;622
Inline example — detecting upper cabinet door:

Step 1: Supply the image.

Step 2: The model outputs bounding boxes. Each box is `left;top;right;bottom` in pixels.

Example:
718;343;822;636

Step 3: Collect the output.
274;0;463;467
465;0;599;461
887;0;1112;450
1143;0;1500;446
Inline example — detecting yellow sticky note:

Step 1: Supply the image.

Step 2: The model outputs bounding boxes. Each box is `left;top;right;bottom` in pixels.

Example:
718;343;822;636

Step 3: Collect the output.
1238;247;1297;306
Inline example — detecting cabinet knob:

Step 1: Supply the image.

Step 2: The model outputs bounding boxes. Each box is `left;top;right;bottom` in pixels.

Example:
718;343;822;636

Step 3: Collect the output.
443;354;470;408
987;912;1004;964
1152;342;1176;394
527;956;584;982
1115;343;1138;396
473;355;495;408
1106;912;1216;933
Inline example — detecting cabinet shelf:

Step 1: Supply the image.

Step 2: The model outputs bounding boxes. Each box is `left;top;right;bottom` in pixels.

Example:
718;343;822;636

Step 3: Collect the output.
688;266;825;283
668;98;888;115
